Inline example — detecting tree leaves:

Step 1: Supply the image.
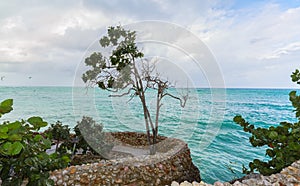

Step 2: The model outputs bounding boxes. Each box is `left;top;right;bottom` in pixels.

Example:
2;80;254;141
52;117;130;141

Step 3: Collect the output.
0;126;9;139
27;116;48;130
0;141;23;156
289;91;300;119
291;69;300;84
268;131;278;140
234;115;300;175
97;81;106;89
233;68;300;176
0;99;13;118
82;26;142;90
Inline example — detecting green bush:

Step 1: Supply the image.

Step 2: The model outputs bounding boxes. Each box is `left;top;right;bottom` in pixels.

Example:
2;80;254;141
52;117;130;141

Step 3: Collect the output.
46;116;114;160
234;69;300;175
73;116;113;159
0;99;70;186
46;121;71;153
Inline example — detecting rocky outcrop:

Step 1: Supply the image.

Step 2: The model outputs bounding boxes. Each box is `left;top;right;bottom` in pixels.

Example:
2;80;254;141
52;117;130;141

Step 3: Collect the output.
171;160;300;186
50;132;201;185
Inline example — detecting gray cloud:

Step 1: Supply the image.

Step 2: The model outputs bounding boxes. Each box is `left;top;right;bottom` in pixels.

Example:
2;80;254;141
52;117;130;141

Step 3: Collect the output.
0;0;300;88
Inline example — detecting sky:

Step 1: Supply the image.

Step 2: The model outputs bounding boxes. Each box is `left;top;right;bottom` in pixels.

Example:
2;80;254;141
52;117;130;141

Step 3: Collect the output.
0;0;300;88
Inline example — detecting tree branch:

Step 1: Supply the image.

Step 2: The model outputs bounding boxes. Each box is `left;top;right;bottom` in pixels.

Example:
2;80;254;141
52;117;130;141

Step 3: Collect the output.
108;87;136;97
162;93;188;107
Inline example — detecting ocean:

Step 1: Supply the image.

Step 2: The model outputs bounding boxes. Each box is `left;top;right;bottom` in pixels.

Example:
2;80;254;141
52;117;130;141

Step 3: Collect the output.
0;86;297;183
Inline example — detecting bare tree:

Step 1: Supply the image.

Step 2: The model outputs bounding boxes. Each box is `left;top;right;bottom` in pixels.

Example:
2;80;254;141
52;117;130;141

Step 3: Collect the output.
82;26;188;154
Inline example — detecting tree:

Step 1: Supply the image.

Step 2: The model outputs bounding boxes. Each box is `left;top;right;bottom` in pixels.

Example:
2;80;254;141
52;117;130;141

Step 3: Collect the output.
233;68;300;175
46;121;71;153
82;26;188;154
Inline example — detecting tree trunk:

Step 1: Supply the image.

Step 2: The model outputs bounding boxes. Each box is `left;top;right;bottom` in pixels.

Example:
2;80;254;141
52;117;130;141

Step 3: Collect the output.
55;139;60;153
140;95;154;154
152;90;161;154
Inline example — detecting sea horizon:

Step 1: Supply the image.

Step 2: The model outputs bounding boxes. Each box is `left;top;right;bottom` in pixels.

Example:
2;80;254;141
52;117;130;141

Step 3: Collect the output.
0;85;298;89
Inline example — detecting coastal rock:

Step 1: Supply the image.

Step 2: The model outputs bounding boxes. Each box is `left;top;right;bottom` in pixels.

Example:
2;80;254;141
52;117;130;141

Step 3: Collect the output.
169;160;300;186
180;181;193;186
214;181;223;186
49;132;201;185
171;181;180;186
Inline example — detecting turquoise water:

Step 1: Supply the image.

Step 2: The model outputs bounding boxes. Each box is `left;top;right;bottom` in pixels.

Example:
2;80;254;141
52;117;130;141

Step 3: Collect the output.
0;87;297;183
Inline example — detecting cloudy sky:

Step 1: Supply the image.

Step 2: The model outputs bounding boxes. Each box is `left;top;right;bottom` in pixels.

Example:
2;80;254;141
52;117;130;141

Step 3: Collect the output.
0;0;300;88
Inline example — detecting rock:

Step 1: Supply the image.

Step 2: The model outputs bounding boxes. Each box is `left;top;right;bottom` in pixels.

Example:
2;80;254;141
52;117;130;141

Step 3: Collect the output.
50;132;201;186
69;166;77;174
80;173;89;184
180;181;193;186
171;181;180;186
93;177;102;184
115;179;122;184
62;169;68;175
199;181;208;186
63;175;69;182
56;179;63;185
271;182;281;186
286;175;298;183
214;181;224;186
192;181;201;186
232;181;246;186
241;178;257;185
156;178;161;185
50;175;57;183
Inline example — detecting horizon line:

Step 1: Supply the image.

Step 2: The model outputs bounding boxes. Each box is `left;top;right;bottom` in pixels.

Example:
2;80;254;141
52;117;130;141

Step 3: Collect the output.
0;85;298;90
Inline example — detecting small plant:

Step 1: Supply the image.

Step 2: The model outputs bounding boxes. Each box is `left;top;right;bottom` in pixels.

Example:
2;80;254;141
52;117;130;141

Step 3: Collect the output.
46;121;71;153
234;68;300;175
0;99;70;185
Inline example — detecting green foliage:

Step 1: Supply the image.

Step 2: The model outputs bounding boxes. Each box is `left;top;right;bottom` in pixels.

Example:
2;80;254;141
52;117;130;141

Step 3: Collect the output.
234;68;300;176
46;121;71;153
0;99;13;118
233;116;300;175
46;117;113;160
27;116;48;130
73;116;113;158
82;25;143;90
290;91;300;118
0;99;70;185
291;69;300;84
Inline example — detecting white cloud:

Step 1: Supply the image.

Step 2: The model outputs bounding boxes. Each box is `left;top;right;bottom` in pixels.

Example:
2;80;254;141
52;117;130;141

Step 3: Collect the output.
0;16;24;31
187;2;300;88
262;42;300;59
0;0;300;87
52;6;110;35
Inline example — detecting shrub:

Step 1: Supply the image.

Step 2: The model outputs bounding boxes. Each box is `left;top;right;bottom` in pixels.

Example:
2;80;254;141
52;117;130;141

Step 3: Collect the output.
74;116;113;159
0;99;70;185
46;121;71;153
234;69;300;175
47;116;114;160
